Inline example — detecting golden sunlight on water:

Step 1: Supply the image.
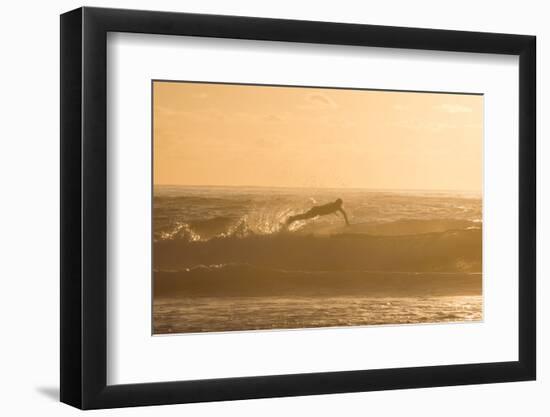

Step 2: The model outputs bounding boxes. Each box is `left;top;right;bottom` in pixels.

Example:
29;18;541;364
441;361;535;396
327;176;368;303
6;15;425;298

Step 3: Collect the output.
152;82;483;335
153;295;482;334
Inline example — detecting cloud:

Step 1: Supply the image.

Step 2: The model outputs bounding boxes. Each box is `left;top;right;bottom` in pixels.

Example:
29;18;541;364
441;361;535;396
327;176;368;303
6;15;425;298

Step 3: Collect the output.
255;134;281;148
437;103;473;113
395;119;458;132
298;93;338;110
263;114;284;123
309;94;333;106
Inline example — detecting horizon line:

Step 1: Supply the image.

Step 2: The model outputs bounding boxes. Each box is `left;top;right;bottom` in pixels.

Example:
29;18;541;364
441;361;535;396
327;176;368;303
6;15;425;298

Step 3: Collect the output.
153;183;482;194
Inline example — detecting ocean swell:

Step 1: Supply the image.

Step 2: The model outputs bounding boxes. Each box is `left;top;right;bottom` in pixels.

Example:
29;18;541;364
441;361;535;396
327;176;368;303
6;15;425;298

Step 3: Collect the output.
154;227;482;273
154;265;481;298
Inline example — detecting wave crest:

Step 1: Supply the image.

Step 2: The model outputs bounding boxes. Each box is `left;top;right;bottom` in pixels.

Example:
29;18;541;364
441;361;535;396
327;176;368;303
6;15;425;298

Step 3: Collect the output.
156;215;480;243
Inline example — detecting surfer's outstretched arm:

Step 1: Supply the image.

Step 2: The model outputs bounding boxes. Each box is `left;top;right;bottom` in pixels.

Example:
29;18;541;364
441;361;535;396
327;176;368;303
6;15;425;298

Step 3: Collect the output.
338;208;350;226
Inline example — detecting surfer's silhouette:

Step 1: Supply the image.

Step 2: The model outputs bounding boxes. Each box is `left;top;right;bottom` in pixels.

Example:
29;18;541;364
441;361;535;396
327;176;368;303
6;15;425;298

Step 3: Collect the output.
286;198;350;226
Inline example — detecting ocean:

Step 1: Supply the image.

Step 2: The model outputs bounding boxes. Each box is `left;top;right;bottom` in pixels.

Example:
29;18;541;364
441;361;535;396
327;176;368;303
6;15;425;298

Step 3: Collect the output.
153;185;482;334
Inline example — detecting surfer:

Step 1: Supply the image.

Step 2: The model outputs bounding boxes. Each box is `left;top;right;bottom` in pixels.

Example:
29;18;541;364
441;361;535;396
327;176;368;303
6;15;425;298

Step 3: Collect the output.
286;198;350;226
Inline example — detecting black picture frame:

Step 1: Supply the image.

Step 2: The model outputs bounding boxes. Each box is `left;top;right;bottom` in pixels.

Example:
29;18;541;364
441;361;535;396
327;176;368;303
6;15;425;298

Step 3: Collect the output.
60;6;536;410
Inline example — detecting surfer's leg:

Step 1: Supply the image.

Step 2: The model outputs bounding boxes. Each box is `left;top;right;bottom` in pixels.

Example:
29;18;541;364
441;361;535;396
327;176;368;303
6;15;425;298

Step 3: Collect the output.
286;215;297;225
286;214;304;225
286;207;321;225
286;211;313;225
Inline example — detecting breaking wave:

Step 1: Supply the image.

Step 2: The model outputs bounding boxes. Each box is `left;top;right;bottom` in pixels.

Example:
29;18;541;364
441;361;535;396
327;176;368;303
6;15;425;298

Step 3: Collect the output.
155;214;480;243
154;210;308;242
154;227;482;273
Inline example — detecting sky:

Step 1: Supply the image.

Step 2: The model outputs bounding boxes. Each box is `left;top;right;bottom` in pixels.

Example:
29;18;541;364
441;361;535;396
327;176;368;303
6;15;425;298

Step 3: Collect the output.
153;81;483;191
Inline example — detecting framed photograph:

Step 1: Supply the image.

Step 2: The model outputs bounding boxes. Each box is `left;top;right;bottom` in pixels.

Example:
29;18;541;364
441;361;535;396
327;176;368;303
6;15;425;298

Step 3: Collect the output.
60;7;536;409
